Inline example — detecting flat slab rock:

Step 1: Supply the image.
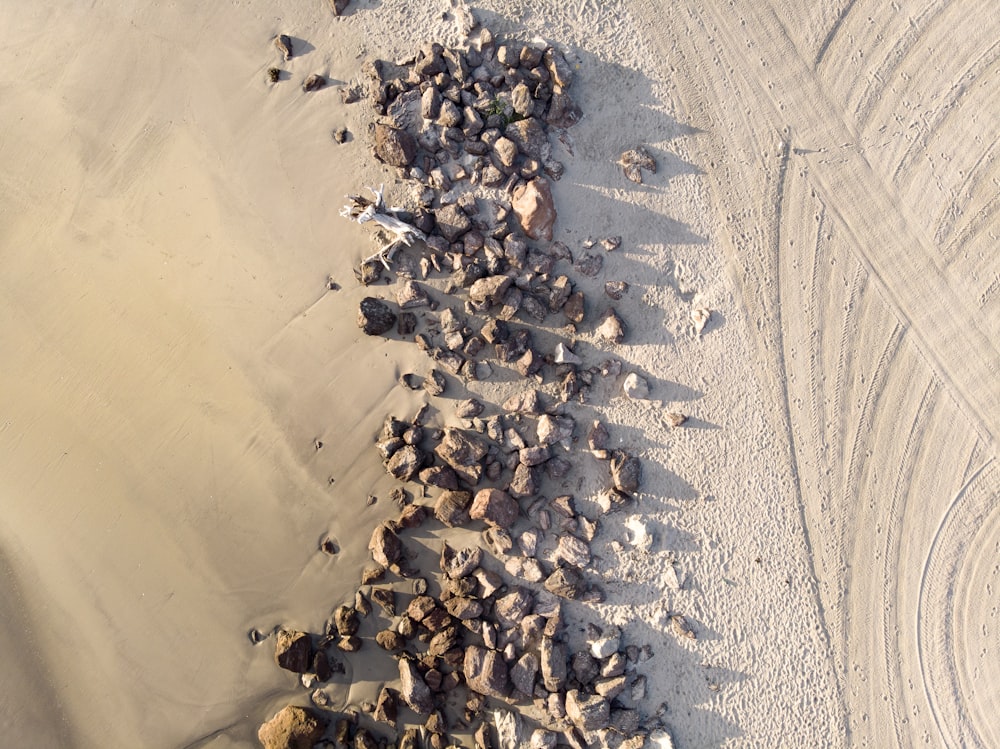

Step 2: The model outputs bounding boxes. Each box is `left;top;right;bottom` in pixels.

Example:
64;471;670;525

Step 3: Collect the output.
464;645;510;699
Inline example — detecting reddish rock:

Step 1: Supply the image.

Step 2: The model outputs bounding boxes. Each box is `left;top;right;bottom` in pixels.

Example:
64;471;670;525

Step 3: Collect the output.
470;488;519;527
511;178;556;241
258;705;327;749
464;646;510;699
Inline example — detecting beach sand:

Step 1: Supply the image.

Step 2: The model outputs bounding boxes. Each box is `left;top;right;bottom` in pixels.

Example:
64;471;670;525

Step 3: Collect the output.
0;1;996;747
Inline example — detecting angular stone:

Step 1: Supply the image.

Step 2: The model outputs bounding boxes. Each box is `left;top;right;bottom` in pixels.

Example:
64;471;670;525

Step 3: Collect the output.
376;630;405;651
464;646;509;698
510;652;539;696
470;488;518;527
565;690;609;731
399;658;435;715
610;451;642;494
369;522;402;567
622;372;649;399
386;444;425;482
397;279;430;309
538;414;574;446
333;605;360;637
371;587;395;616
407;596;437;622
374;687;398;728
596;308;626;344
436;203;473;242
434;490;472;527
258;705;327;749
539;637;567;692
494;587;534;629
505;118;548;161
508;463;538;499
544;565;586;600
563;291;585;324
444;596;483;620
502;389;542;414
605;280;629;300
273;34;293;61
456;398;484;418
421;465;460;491
358;297;397;335
373;123;417;167
511;178;556;241
470;274;513;306
555;534;590;567
519;445;551;467
440;543;483;579
274;629;312;673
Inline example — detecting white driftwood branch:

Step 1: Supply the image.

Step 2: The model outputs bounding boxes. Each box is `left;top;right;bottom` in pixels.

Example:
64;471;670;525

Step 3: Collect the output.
341;185;426;269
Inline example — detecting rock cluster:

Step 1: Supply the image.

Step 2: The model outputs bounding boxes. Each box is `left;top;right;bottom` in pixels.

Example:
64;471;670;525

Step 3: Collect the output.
258;14;686;749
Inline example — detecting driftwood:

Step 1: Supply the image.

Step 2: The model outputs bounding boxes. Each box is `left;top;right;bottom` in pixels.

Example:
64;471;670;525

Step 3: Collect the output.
340;185;426;270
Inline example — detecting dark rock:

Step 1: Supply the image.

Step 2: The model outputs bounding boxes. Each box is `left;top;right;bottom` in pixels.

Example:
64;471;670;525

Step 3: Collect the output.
334;605;360;636
444;596;483;620
358;297;397;335
539;637;567;692
422;607;454;634
495;587;534;629
572;651;600;684
514;349;542;377
267;67;281;83
415;43;447;77
407;595;438;622
505;118;548;161
313;650;334;682
421;465;460;491
435;427;489;470
588;420;610;451
481;318;509;344
397;280;430;309
508;463;538;499
455;398;484;418
546;455;572;478
303;74;326;92
510;652;539;696
470;488;519;526
258;705;327;749
610;451;641;494
469;275;513;306
544;565;586;600
274;629;313;673
565;690;609;731
371;587;395;616
464;646;510;699
428;626;461;657
373;123;417;167
400;728;421;749
605;280;628;300
397;503;427;529
368;522;403;567
435;203;473;242
542;48;573;88
546;87;581;128
376;630;405;651
434;490;472;527
574;252;603;277
421;86;442;120
273;35;293;62
563;291;585;324
519;445;551;467
511;178;555;241
326;0;351;14
355;728;378;749
399;658;435;715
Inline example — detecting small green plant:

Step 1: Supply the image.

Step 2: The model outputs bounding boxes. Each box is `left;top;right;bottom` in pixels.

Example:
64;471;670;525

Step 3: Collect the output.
485;97;526;127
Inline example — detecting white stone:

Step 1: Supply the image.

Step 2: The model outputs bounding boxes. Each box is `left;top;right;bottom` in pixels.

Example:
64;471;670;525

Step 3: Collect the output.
691;306;711;334
623;372;650;399
648;730;675;749
554;342;582;365
624;516;653;550
590;635;619;659
530;730;558;749
494;709;522;749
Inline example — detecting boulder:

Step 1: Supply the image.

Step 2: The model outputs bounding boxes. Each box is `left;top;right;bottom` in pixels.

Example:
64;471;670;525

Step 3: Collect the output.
610;452;642;494
435;204;473;242
258;705;327;749
544;565;586;600
510;652;539;695
505;118;548;161
539;637;567;692
440;543;483;578
434;490;472;527
565;690;609;731
274;630;312;674
385;444;425;482
368;522;402;567
464;646;509;698
399;658;435;715
494;587;534;629
470;488;519;527
358;297;397;336
511;178;556;241
373;123;417;167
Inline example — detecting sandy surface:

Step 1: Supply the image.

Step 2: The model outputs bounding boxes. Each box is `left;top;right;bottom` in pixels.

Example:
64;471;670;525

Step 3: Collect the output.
0;1;996;747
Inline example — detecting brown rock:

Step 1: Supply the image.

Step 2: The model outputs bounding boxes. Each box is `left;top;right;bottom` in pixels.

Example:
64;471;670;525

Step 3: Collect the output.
494;587;534;629
434;489;472;527
374;687;398;727
464;646;510;698
258;705;327;749
565;690;609;731
421;465;460;491
407;595;437;622
368;522;403;567
376;630;405;651
336;635;362;652
273;35;293;62
440;543;483;578
508;463;538;499
396;504;428;529
374;123;417;167
435;203;473;242
455;398;484;418
333;605;360;636
470;488;519;527
563;291;585;324
605;280;629;300
539;637;567;692
399;658;435;715
469;274;513;306
544;565;586;600
326;0;350;14
444;596;484;620
502;389;543;414
274;630;313;674
371;587;395;616
505;118;548;161
666;412;688;427
519;445;551;467
385;444;425;482
588;420;610;451
428;626;461;657
302;74;326;92
511;178;556;241
397;279;430;309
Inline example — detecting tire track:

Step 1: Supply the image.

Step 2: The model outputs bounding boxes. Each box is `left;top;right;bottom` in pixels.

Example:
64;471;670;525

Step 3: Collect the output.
813;0;859;68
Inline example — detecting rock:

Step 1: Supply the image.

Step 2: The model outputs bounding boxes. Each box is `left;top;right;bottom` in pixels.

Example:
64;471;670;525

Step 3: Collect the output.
397;280;430;309
605;280;629;300
519;445;551;467
494;136;518;169
428;626;461;657
539;637;567;691
601;652;626;678
474;567;503;598
565;690;609;731
440;543;483;578
510;652;539;695
358;297;397;335
371;587;395;615
386;444;425;482
376;630;405;651
544;565;586;600
273;34;293;61
302;73;326;92
610;451;642;494
511;178;556;241
456;398;484;418
424;369;447;396
373;686;398;728
625;516;653;551
590;634;619;659
610;707;640;733
574;252;603;277
543;48;574;88
622;372;649;399
555;534;590;567
511;83;533;117
470;488;519;527
422;86;443;119
444;596;483;620
502;389;542;414
464;646;509;698
435;203;473;242
546;86;582;129
537;414;574;446
666;412;688;427
554;342;582;365
421;465;460;491
649;729;676;749
258;705;327;749
374;123;417;167
508;463;538;499
596;308;626;344
597;488;630;513
505;118;548;161
691;306;711;334
587;420;609;452
618;146;656;183
333;605;360;637
274;630;313;673
434;490;472;527
494;709;522;749
326;0;351;14
494;587;534;629
368;522;402;567
407;596;437;622
336;635;362;652
563;291;585;324
571;651;600;684
399;658;435;715
470;274;513;306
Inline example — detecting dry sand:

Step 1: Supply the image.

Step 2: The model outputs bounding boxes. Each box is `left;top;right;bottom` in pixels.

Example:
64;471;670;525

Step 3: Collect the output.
0;0;996;747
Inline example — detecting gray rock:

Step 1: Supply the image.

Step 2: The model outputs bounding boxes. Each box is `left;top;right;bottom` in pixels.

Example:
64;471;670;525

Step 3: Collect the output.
538;414;574;446
465;646;509;698
544;565;586;600
494;137;518;169
563;291;585;324
358;297;397;335
494;587;534;629
494;709;522;749
519;445;551;467
397;279;430;309
610;451;642;494
424;369;447;396
422;86;442;119
510;652;539;695
571;651;600;684
565;690;609;731
543;48;574;88
539;637;567;691
435;203;473;242
505;118;548;161
574;252;603;277
420;465;460;491
605;280;629;300
508;463;538;499
399;658;434;715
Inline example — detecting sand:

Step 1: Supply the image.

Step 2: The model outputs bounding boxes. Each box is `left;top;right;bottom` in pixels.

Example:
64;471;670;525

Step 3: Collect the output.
0;0;996;747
